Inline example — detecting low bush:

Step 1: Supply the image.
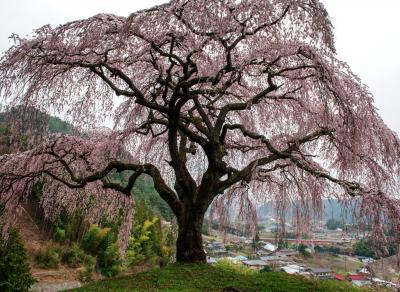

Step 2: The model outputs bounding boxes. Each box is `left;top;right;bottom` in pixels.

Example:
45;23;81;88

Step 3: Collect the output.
214;259;255;275
298;243;311;258
97;242;123;277
260;265;273;273
81;225;112;255
62;244;88;268
34;247;62;269
79;256;96;283
126;201;165;266
53;227;66;243
35;243;94;270
81;224;123;277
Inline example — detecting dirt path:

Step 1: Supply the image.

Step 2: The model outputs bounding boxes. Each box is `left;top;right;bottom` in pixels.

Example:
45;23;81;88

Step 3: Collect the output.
30;281;82;292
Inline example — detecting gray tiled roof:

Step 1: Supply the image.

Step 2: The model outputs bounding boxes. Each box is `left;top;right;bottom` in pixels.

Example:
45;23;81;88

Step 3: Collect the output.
310;268;331;273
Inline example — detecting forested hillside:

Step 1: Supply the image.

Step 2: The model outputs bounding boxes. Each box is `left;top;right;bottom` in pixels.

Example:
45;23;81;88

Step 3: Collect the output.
0;106;73;154
0;107;176;286
0;106;73;133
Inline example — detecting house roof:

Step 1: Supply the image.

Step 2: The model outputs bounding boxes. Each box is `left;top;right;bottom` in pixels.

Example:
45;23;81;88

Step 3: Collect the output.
209;242;225;247
279;249;298;253
260;256;280;261
263;243;277;251
348;274;366;281
276;250;298;256
284;264;303;270
310;268;331;274
233;255;248;261
281;265;303;274
332;273;345;281
243;260;268;266
281;267;300;274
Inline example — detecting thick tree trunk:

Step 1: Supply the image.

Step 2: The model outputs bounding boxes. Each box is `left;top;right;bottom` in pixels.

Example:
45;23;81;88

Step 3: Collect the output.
176;211;206;263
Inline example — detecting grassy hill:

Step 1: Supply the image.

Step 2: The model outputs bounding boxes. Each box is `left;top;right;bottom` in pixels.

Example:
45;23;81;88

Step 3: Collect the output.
73;264;365;292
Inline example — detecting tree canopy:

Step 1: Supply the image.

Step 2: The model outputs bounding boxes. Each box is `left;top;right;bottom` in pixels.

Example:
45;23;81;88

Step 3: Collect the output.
0;0;399;262
326;218;341;230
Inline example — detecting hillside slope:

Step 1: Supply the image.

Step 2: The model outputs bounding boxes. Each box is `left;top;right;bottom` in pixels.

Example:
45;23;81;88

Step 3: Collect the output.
74;264;364;292
16;203;83;283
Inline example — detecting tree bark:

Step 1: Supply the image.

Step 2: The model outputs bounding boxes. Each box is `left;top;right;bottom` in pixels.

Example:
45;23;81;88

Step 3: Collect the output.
176;209;206;263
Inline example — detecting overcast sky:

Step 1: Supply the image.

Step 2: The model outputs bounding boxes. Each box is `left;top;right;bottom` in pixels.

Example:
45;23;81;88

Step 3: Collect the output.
0;1;399;135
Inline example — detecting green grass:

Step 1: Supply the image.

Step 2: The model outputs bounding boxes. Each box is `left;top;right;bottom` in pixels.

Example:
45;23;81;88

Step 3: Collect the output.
73;263;366;292
0;123;7;135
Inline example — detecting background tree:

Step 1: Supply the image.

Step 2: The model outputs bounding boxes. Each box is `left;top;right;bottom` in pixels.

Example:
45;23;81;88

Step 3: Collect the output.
0;0;399;263
297;243;311;258
0;204;36;292
352;240;374;258
0;229;37;291
126;198;163;265
326;218;341;230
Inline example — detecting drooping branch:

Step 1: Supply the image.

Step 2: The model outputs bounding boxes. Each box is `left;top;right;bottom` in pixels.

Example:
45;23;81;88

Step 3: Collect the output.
216;125;336;191
6;136;183;218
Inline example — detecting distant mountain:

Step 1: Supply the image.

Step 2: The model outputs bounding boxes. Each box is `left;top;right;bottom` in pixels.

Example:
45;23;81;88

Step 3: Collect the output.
0;106;73;135
0;106;74;153
257;199;356;223
322;199;357;222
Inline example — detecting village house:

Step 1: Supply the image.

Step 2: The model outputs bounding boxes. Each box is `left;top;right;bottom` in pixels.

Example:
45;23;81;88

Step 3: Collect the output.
206;241;227;255
309;268;333;280
262;242;277;252
275;249;299;258
260;255;280;262
357;256;375;264
207;241;225;250
232;255;248;262
224;255;248;264
242;260;269;270
280;264;305;275
348;274;371;287
258;255;285;268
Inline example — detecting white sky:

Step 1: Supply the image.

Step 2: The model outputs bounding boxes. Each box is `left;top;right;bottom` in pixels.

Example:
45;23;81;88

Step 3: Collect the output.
0;0;399;135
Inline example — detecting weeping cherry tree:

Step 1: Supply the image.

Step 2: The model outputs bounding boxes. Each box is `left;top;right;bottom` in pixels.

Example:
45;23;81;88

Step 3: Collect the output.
0;0;400;263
